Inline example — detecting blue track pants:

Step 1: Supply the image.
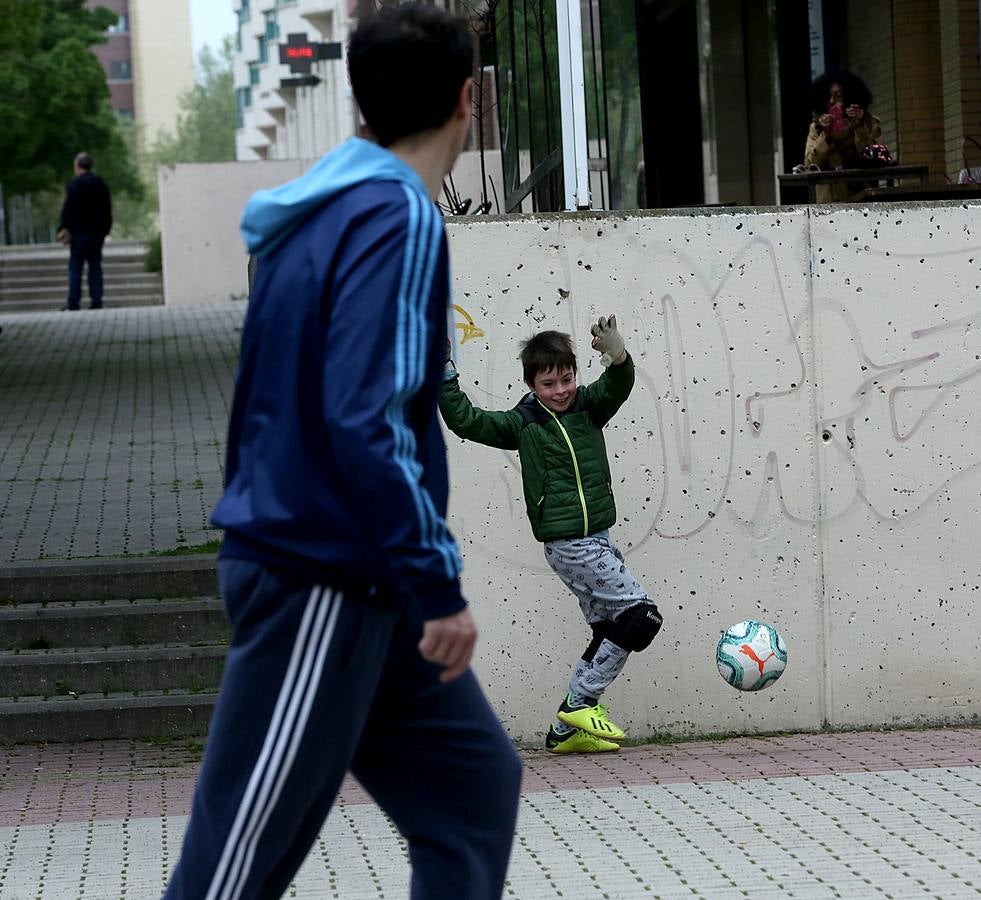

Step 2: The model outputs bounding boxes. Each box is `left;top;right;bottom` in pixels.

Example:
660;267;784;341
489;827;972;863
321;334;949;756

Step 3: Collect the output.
163;559;522;900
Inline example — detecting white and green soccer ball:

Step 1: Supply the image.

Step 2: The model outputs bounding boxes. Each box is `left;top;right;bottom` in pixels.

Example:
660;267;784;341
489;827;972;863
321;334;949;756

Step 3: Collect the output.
716;619;787;691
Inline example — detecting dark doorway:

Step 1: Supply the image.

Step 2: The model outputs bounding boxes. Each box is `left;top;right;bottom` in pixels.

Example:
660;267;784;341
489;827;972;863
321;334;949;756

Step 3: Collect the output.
776;0;813;177
636;0;704;207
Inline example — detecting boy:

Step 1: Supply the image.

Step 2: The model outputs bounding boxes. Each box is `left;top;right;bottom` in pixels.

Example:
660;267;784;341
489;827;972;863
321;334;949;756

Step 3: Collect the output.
163;6;521;899
440;316;664;753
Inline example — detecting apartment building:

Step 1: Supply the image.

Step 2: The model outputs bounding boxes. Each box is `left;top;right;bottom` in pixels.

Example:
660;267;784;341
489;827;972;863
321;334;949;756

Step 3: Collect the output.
233;0;355;160
87;0;195;145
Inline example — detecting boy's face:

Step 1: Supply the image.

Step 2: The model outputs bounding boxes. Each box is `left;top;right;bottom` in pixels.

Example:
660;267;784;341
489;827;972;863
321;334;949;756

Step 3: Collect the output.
531;366;577;413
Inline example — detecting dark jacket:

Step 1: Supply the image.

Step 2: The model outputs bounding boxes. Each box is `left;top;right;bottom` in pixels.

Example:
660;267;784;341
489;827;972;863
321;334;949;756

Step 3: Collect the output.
213;140;464;619
59;172;112;236
439;356;635;542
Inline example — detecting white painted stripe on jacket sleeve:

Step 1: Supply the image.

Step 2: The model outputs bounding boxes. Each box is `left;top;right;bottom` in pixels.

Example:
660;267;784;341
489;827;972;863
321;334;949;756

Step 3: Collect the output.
391;188;458;578
385;188;427;530
412;207;462;576
385;187;458;578
204;586;332;900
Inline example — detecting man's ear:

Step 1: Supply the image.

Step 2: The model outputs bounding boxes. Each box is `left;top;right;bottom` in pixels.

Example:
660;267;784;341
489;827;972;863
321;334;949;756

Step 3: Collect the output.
455;77;474;122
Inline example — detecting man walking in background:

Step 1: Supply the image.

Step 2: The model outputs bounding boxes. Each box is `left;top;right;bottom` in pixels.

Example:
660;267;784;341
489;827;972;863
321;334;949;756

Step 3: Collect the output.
58;152;112;311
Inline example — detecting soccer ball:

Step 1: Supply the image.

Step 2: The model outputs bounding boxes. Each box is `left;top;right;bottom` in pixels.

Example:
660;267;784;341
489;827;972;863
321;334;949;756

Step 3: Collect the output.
716;620;787;691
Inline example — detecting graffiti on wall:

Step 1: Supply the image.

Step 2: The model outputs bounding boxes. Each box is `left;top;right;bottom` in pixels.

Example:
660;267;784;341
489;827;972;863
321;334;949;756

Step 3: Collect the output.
449;215;981;555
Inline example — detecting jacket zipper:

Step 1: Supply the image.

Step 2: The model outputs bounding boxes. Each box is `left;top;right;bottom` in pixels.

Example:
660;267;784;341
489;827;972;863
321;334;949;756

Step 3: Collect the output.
537;400;589;536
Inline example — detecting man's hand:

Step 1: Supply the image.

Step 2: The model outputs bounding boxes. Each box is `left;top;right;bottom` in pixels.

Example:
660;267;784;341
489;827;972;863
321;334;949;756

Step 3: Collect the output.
419;607;477;683
56;229;69;246
590;314;626;366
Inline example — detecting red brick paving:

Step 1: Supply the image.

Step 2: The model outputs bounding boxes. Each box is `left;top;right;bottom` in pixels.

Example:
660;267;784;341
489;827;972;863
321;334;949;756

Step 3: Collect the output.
1;727;979;828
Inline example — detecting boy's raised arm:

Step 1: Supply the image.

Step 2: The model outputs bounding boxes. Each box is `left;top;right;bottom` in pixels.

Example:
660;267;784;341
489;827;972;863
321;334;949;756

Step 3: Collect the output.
439;345;522;450
584;314;635;426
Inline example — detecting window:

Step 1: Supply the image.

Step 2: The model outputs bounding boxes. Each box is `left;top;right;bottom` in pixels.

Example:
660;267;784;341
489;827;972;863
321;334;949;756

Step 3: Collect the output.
257;35;268;63
107;13;129;33
264;11;279;40
108;59;132;81
249;63;260;86
117;109;135;123
236;87;252;128
236;30;242;52
238;1;251;25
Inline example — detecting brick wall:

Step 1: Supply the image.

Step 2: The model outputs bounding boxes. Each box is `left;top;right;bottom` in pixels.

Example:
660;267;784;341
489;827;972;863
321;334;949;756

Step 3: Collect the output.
847;0;898;154
940;0;981;178
892;0;947;176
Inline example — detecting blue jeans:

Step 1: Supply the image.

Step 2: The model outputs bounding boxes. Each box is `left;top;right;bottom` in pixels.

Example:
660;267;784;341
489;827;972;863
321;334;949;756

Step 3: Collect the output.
164;559;522;900
67;233;104;309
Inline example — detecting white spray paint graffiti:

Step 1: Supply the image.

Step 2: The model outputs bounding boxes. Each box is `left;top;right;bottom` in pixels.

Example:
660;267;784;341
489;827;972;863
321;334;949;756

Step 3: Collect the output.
444;206;981;741
449;220;981;544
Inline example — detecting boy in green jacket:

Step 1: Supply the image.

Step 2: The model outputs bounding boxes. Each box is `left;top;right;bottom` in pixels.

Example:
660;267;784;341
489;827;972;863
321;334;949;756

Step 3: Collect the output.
440;316;664;753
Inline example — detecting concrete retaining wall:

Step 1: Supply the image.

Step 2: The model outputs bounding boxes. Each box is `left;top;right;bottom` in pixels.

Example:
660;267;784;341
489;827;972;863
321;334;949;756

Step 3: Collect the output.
157;151;508;306
158;159;306;307
444;203;981;742
158;174;981;741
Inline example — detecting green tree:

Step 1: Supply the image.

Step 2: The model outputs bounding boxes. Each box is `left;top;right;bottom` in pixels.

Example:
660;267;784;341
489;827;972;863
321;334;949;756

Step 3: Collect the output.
0;0;142;241
151;39;236;166
111;39;236;238
0;0;140;196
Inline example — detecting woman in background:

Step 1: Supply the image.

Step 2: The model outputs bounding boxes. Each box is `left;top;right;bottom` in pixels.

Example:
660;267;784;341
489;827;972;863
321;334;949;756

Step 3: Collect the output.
804;70;882;202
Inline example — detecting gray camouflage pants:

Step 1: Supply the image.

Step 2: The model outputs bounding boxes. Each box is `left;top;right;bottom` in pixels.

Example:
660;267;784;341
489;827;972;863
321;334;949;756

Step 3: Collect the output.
544;530;650;709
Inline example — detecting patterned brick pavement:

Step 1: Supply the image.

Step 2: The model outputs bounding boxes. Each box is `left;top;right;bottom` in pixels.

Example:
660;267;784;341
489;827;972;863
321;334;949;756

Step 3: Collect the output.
1;728;980;898
0;306;242;562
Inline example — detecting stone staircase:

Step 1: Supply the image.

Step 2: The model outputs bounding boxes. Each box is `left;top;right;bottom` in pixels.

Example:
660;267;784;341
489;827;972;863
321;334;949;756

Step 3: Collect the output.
0;557;225;743
0;241;163;314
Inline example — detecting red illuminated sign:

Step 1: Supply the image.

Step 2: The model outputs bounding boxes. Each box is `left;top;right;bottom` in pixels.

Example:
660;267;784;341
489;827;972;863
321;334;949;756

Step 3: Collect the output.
279;34;343;73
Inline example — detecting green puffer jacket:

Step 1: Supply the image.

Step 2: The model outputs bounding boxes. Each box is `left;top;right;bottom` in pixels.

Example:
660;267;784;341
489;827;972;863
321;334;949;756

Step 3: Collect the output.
438;355;635;542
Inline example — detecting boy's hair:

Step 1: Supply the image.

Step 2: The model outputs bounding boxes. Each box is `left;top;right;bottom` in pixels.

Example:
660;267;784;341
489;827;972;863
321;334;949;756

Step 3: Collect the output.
347;4;474;147
520;331;578;386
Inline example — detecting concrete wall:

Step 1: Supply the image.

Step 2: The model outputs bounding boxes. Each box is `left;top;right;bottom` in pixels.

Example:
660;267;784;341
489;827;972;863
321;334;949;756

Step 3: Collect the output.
158;151;509;305
157;171;981;741
443;203;981;742
158;160;307;306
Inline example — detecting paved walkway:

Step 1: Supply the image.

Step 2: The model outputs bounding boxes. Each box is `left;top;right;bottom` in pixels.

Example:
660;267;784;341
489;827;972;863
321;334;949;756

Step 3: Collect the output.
4;310;981;898
1;728;980;898
0;306;242;562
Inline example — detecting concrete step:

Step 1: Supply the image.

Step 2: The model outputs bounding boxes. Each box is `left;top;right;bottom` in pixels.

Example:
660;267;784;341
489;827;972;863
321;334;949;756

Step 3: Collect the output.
0;296;165;314
0;690;217;742
0;273;160;289
0;285;162;300
0;261;148;274
0;239;147;257
0;596;227;650
0;557;223;742
0;286;161;302
0;643;227;698
0;556;218;604
0;254;148;267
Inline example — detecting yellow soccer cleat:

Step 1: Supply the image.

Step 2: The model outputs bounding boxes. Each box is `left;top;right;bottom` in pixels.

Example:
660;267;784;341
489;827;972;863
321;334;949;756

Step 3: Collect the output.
556;695;626;741
545;726;620;754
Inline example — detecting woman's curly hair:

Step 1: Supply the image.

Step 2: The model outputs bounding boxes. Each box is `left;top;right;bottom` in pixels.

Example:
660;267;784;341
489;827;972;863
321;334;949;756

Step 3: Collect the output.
809;70;873;117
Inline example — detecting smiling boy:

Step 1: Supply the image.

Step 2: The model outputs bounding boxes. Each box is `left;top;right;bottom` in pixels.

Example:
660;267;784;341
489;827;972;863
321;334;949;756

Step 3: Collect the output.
439;317;664;752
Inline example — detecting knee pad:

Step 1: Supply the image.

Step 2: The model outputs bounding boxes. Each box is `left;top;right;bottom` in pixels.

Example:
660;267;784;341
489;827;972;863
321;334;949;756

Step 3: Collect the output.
609;603;663;652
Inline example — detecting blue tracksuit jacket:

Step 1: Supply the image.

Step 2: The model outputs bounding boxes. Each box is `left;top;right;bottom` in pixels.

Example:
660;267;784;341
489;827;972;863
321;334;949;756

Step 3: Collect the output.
212;138;464;618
